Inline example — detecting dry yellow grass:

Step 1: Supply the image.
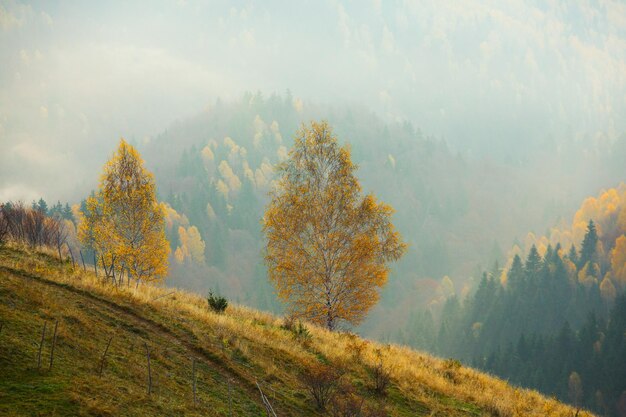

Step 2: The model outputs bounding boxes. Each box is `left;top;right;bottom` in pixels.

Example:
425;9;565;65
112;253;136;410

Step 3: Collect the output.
0;244;595;416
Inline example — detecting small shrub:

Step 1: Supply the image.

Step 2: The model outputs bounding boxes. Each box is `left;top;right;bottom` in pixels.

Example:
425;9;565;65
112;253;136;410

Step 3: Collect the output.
281;314;297;331
331;384;389;417
330;388;365;417
443;358;462;369
371;349;391;396
300;362;343;410
293;321;311;341
282;316;311;342
345;333;368;362
207;290;228;313
442;358;462;383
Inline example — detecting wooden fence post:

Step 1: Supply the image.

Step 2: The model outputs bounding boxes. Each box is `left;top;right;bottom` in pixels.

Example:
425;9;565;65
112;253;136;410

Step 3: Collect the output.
99;336;113;377
144;342;152;395
37;321;47;369
228;378;233;417
66;243;76;270
48;319;58;370
192;358;197;406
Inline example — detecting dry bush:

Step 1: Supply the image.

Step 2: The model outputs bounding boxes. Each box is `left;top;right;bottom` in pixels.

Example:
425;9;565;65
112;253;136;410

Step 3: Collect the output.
331;384;388;417
1;202;67;251
3;201;28;242
371;349;391;396
330;387;365;417
281;315;312;344
344;333;368;362
442;358;462;384
281;314;297;331
0;205;8;245
300;361;343;410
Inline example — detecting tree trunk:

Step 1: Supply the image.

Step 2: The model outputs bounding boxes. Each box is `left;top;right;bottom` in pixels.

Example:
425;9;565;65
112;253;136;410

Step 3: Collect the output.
99;336;113;377
79;250;86;272
48;319;58;370
144;342;152;395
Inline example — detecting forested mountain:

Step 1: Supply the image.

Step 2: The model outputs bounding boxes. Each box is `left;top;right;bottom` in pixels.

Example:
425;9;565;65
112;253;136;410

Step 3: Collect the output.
136;92;626;341
22;94;625;415
405;186;626;415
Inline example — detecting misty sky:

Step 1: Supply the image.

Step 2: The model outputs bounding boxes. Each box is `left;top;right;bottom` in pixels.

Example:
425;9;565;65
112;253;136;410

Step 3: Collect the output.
1;0;625;202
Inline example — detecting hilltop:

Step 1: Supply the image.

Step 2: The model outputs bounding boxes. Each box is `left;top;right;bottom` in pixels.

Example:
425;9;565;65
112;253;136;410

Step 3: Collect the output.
0;246;593;416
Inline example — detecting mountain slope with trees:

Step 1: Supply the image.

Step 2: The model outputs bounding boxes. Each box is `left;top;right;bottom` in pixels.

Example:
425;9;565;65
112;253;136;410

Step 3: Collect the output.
405;186;626;416
136;92;626;341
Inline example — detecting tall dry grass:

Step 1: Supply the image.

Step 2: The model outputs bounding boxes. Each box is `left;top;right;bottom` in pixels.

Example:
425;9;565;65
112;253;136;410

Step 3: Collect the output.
0;244;596;417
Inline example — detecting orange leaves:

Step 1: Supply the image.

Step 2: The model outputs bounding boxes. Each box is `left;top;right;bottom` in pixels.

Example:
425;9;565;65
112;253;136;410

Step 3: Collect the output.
263;121;406;330
600;273;617;302
503;184;626;289
175;225;205;265
78;139;169;281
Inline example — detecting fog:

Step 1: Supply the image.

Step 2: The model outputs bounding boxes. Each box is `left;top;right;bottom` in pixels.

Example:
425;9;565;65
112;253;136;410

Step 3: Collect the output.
1;0;625;202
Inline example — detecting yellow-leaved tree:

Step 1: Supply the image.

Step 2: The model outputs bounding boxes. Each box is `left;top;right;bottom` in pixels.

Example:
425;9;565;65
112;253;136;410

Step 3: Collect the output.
263;121;406;330
79;139;169;282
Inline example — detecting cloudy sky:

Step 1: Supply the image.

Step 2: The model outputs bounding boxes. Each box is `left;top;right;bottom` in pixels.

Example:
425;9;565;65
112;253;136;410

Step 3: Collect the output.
1;0;625;202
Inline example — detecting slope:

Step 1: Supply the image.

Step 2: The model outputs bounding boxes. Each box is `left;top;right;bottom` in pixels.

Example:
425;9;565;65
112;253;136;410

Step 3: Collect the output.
0;246;593;416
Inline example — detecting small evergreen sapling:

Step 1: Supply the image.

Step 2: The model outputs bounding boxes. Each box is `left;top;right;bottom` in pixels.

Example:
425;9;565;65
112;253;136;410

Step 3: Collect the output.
207;290;228;313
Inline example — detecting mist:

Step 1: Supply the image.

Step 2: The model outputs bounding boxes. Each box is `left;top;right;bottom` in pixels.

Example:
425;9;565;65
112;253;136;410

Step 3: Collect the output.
2;0;625;202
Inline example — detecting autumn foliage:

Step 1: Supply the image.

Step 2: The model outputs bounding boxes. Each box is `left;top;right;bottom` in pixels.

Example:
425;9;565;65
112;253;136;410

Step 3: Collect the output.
263;121;406;330
79;139;169;282
501;184;626;297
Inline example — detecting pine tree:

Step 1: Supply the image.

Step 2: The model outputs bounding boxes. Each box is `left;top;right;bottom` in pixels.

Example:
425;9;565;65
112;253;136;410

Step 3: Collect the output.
579;220;598;269
568;244;579;265
63;203;73;220
36;198;48;215
525;245;542;275
507;254;524;292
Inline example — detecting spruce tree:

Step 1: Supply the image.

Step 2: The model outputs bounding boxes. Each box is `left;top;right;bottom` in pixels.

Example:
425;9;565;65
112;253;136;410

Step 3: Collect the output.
525;245;542;282
579;220;598;269
36;198;48;215
63;203;73;220
507;254;524;292
568;244;579;265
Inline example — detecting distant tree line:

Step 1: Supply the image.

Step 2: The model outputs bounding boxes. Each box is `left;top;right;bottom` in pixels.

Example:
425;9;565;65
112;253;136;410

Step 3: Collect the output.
29;198;75;221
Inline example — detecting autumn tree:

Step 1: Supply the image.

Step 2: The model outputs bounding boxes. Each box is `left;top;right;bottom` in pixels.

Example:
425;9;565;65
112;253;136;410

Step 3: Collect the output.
568;371;583;408
79;139;169;282
174;225;206;265
610;234;626;289
263;121;406;330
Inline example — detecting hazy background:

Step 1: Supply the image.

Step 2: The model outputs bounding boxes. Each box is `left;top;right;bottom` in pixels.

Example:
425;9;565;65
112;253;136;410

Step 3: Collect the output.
4;3;626;411
2;0;626;203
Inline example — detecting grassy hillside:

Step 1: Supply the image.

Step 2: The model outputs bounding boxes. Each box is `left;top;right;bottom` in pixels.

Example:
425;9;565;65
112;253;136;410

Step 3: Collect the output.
0;246;593;417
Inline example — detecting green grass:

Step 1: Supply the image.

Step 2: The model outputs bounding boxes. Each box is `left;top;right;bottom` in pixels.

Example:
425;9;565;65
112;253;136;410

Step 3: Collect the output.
0;250;265;416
